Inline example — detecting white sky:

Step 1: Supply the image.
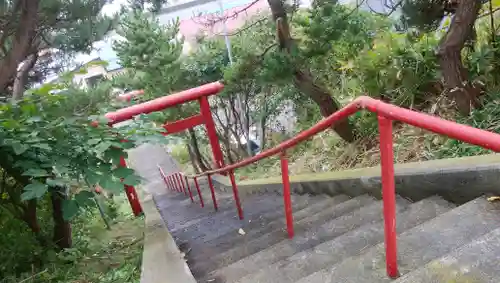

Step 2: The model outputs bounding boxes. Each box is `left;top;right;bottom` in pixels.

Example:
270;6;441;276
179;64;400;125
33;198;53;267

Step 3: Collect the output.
101;0;129;16
74;0;129;64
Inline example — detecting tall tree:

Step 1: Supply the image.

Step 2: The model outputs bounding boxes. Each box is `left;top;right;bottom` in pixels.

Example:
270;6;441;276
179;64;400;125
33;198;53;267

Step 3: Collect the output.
270;0;356;142
0;0;116;100
0;0;124;250
401;0;485;114
201;0;360;142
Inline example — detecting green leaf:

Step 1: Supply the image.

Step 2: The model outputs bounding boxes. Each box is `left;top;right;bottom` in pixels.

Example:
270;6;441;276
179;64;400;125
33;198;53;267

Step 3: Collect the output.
62;199;79;221
22;168;50;177
97;116;110;125
54;164;71;174
36;83;59;95
46;178;66;187
32;143;52;150
95;141;113;154
123;174;141;186
13;160;39;170
26;116;42;123
12;142;28;155
75;191;95;208
21;182;48;200
85;170;101;186
99;175;124;193
87;138;102;145
104;147;125;165
113;167;135;178
120;141;135;149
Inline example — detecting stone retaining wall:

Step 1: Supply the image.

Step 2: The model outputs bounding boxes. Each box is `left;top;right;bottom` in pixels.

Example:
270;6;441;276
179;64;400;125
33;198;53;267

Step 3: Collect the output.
212;154;500;204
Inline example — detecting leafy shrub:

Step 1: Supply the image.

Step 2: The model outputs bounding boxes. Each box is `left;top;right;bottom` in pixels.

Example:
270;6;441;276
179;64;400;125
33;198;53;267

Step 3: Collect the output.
434;91;500;158
170;143;190;166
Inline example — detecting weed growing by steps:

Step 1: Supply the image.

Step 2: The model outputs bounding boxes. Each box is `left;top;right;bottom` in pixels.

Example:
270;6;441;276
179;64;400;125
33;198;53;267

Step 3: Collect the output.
435;91;500;159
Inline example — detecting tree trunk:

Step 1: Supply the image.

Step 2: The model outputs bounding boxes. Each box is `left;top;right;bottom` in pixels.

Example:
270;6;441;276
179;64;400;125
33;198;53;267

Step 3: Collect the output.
23;199;40;233
266;0;355;142
188;128;210;171
258;119;266;149
229;96;251;156
218;133;236;163
293;70;355;141
186;144;201;173
51;189;72;250
437;0;482;114
12;53;38;101
0;0;40;93
258;102;268;149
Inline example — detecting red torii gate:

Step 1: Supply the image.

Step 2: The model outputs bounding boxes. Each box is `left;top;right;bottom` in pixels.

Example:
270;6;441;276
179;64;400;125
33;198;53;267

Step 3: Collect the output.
104;82;228;216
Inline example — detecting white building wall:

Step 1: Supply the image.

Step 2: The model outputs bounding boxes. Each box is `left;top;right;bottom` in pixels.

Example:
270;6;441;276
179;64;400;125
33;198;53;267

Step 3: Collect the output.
73;65;107;88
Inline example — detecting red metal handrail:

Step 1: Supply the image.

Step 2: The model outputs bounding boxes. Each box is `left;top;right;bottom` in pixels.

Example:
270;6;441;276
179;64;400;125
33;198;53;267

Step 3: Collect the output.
111;83;500;279
191;96;500;176
164;95;500;278
105;82;224;125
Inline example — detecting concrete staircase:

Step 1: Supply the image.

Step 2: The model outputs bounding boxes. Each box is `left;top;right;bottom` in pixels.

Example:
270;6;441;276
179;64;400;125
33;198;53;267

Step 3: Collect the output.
129;144;500;283
154;181;500;283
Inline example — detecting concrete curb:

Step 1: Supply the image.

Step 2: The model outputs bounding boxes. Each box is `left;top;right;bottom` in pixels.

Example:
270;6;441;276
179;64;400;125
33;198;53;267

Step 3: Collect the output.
139;193;197;283
212;154;500;204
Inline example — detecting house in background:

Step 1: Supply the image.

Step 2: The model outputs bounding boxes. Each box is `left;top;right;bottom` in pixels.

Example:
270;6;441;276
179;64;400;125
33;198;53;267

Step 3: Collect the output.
164;0;271;54
71;58;126;89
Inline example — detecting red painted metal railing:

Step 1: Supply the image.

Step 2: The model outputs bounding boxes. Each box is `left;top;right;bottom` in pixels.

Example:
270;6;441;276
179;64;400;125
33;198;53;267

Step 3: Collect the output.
108;82;500;279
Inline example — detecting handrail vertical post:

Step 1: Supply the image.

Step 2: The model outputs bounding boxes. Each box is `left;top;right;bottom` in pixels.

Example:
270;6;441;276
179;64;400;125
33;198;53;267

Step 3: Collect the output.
280;151;294;239
378;115;399;278
174;173;181;192
194;177;204;208
229;170;244;220
177;173;187;196
185;175;194;203
171;175;178;192
168;175;173;191
207;174;218;211
119;156;143;216
199;96;226;170
158;166;169;191
179;174;188;196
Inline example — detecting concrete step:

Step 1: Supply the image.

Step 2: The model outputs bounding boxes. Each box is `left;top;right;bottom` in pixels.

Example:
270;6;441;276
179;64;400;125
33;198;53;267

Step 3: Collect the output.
296;196;500;283
185;194;342;257
157;191;274;229
174;193;320;236
236;196;455;283
167;192;301;231
190;194;378;279
157;186;233;210
203;196;411;283
394;226;500;283
170;195;313;244
188;195;351;263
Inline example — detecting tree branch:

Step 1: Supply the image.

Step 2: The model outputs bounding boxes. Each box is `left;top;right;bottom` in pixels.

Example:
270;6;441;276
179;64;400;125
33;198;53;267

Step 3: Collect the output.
193;0;261;28
367;0;402;16
478;6;500;19
214;17;267;37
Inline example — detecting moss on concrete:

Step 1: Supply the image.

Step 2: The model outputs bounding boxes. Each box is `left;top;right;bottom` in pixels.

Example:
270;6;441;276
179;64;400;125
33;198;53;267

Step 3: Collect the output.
426;261;482;283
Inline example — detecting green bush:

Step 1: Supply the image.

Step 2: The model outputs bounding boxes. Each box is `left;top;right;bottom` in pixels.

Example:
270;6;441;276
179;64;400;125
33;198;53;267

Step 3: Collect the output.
435;91;500;158
170;143;190;166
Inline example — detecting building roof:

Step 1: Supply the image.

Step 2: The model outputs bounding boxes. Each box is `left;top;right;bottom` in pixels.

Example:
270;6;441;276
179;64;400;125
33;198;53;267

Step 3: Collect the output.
178;0;268;41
